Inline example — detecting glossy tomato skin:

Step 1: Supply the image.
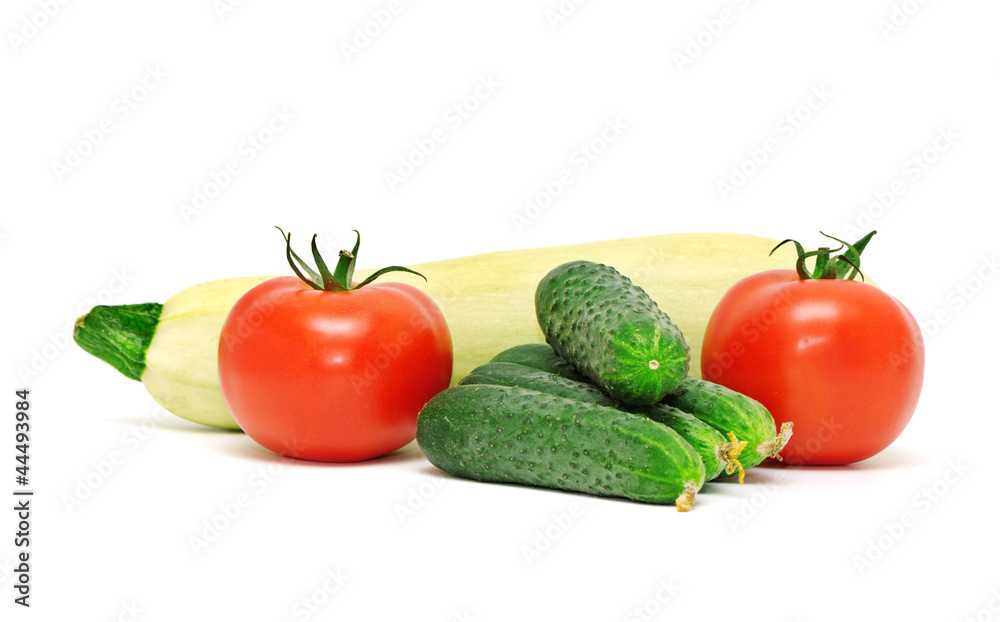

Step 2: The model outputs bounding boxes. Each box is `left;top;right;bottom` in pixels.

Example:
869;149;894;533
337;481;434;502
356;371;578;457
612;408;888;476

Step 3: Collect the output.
701;269;923;465
218;276;452;462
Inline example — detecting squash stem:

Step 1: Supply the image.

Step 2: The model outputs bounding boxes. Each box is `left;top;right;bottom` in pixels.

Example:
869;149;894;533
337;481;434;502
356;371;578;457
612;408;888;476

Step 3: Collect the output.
73;303;163;381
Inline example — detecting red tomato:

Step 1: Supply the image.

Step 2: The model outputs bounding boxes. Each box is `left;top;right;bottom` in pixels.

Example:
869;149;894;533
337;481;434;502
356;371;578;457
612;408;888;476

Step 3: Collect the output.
701;268;924;465
218;232;452;462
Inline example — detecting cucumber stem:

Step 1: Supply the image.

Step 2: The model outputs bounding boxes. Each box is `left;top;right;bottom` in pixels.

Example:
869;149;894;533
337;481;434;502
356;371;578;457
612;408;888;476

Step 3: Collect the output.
675;480;697;512
717;432;748;484
73;303;163;381
756;422;794;461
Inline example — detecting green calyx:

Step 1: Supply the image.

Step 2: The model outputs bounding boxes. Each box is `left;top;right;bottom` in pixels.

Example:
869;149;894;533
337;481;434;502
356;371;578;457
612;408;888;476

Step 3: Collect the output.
276;228;426;292
769;230;876;281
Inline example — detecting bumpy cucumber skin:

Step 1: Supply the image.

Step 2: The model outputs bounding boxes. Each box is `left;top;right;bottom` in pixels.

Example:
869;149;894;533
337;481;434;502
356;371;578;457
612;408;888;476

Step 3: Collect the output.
416;384;705;504
461;362;617;406
630;403;726;481
490;344;589;383
499;343;779;473
535;261;689;406
461;362;726;480
664;377;776;470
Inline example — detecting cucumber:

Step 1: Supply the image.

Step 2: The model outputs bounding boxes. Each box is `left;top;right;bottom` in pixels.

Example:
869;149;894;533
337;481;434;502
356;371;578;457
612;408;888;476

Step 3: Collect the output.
490;344;588;383
461;362;614;406
635;403;731;482
490;344;782;480
664;377;792;470
416;384;705;509
535;260;689;406
460;362;730;480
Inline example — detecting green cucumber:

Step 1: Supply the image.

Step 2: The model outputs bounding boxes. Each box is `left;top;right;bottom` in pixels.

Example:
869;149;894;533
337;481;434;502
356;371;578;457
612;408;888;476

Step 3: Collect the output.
490;343;783;480
416;384;705;509
664;377;792;471
535;260;689;405
635;402;731;482
460;362;731;480
490;343;589;383
462;362;613;405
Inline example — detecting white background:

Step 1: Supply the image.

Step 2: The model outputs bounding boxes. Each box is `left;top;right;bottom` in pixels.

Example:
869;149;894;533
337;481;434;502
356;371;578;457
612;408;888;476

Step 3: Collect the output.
2;1;999;620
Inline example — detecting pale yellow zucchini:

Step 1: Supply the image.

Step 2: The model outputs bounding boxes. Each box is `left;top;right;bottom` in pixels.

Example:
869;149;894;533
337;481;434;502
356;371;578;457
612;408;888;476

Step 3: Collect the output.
75;232;796;428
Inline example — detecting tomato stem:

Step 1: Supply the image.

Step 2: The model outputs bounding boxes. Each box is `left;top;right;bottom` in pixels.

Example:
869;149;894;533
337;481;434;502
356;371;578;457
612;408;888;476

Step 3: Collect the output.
769;231;876;281
311;234;339;291
331;231;362;288
276;228;427;292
